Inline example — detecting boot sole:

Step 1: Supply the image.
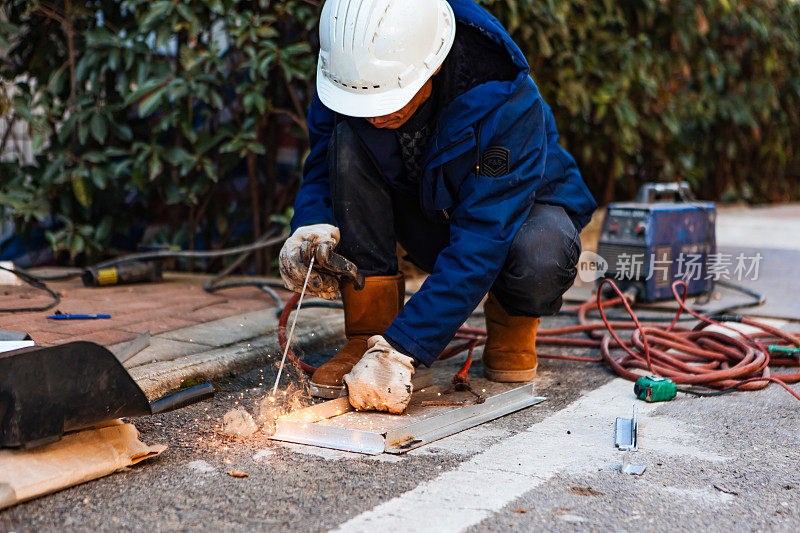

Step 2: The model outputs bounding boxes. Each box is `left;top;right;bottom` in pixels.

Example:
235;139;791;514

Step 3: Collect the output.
308;368;436;399
483;366;537;382
308;382;346;399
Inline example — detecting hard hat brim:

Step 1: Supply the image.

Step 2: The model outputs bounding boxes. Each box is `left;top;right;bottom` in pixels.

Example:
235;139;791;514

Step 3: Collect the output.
316;64;432;118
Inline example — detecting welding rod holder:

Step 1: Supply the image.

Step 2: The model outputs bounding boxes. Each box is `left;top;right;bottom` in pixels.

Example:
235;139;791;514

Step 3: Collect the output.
299;242;364;290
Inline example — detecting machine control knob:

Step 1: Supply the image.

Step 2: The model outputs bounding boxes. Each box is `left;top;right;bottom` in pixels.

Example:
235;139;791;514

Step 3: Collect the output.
634;221;647;235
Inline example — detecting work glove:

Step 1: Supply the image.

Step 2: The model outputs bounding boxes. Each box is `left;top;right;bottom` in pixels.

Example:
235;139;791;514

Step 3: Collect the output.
344;335;415;415
279;224;341;300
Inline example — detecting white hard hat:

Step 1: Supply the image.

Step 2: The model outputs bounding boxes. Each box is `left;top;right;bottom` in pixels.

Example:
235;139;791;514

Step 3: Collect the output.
316;0;456;118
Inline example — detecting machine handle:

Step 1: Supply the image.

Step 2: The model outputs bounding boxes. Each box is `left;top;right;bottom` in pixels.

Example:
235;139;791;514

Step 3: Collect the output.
635;181;696;204
149;382;215;415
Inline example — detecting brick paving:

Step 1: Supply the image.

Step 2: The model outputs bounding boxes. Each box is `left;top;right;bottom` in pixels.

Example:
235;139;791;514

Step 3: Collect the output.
0;272;288;347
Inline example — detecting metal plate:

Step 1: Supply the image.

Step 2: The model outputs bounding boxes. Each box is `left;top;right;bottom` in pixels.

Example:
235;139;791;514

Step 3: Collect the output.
271;419;386;455
268;379;545;455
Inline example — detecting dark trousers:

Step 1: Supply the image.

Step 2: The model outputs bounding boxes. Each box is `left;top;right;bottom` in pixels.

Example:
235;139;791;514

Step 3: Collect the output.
329;121;581;317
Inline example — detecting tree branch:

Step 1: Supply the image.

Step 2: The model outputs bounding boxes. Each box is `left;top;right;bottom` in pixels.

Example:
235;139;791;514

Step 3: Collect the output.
272;107;307;134
0;113;16;155
281;71;308;137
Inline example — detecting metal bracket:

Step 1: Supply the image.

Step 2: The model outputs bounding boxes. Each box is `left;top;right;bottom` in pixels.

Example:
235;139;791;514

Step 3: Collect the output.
270;383;545;455
615;405;638;451
620;450;646;475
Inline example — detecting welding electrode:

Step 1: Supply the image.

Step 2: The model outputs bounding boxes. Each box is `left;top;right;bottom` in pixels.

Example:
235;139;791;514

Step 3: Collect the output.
266;255;316;435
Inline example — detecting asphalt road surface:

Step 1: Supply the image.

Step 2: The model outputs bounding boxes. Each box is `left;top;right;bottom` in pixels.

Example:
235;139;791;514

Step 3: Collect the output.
2;312;799;533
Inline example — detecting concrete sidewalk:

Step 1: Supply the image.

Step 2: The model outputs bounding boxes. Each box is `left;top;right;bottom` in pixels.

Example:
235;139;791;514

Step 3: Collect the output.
0;273;346;399
0;273;285;347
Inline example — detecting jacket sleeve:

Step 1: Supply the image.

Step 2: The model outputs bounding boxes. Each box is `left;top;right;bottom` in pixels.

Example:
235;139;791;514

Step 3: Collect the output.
290;92;337;233
385;91;548;365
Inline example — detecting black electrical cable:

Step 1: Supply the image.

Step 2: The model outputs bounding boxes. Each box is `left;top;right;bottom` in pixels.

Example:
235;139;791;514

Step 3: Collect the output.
203;280;285;307
0;232;769;324
203;229;281;288
0;265;61;312
715;278;767;307
1;230;289;313
274;299;343;318
17;231;288;282
94;232;288;269
25;268;84;282
259;285;283;306
202;228;288;306
560;279;766;323
677;387;740;397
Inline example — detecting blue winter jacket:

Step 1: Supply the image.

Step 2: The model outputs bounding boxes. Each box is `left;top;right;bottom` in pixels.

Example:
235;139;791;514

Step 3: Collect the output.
291;0;597;365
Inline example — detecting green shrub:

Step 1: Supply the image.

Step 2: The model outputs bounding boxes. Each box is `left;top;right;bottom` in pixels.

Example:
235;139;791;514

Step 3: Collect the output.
1;0;799;264
1;0;316;265
479;0;800;203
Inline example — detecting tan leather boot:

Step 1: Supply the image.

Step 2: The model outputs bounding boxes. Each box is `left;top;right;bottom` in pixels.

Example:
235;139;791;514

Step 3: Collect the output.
482;293;539;382
309;274;404;398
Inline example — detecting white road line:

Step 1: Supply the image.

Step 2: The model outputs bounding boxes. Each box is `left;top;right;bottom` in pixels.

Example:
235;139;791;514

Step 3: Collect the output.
333;378;725;533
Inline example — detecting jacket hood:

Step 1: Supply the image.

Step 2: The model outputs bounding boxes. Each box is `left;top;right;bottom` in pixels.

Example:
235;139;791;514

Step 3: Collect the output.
449;0;529;73
432;0;532;151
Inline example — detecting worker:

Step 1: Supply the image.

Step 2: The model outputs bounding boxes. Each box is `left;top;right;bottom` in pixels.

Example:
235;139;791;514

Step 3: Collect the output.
279;0;596;414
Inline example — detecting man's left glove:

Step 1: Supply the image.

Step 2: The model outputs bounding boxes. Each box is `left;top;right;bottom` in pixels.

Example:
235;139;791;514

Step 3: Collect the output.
344;335;415;415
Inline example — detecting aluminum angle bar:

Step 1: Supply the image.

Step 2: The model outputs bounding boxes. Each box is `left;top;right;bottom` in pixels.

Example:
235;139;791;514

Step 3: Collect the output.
615;405;638;451
270;419;386;455
384;383;546;454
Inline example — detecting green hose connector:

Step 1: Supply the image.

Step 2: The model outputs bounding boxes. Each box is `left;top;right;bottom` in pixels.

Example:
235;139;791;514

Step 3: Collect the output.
634;375;677;403
768;344;800;356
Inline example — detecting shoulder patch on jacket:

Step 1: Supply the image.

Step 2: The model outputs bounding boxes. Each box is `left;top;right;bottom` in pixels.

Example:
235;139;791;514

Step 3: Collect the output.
479;146;510;177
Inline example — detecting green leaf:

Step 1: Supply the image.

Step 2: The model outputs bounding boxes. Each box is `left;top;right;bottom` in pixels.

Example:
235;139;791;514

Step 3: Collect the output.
70;234;86;258
90;114;107;144
71;176;92;209
176;3;194;22
90;166;108;188
138;87;169;117
163;146;193;166
95;216;113;243
48;68;66;95
149;155;163;181
78;122;89;145
114;122;133;141
108;48;120;71
141;1;175;31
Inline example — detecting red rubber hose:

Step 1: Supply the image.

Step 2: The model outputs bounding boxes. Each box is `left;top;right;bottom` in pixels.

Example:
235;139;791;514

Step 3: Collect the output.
277;292;316;375
276;279;800;402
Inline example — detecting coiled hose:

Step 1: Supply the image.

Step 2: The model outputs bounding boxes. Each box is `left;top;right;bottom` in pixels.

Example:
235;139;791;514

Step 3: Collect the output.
277;279;800;402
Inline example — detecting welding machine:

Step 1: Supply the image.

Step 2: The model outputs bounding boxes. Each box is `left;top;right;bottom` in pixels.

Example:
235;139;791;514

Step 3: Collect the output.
596;182;716;302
